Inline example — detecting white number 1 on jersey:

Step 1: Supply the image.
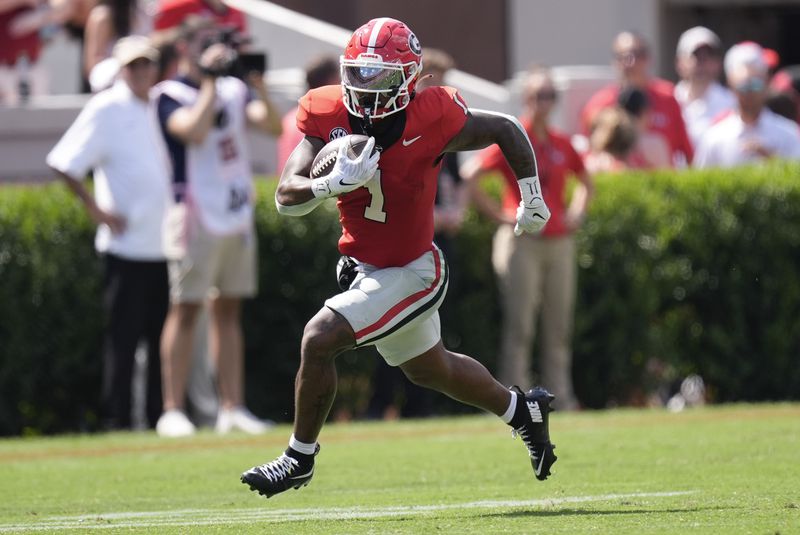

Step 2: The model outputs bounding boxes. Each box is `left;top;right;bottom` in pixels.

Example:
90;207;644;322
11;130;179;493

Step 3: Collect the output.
363;169;387;223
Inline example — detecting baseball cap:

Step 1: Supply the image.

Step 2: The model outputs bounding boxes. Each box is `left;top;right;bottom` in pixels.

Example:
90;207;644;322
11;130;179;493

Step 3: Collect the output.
724;41;768;76
112;36;160;67
676;26;721;58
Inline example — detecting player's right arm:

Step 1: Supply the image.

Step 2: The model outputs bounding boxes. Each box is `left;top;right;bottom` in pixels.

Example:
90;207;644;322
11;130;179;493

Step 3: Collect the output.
274;135;326;215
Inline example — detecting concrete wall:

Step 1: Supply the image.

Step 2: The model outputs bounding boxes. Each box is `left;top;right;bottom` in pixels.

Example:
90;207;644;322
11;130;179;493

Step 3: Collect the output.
508;0;661;73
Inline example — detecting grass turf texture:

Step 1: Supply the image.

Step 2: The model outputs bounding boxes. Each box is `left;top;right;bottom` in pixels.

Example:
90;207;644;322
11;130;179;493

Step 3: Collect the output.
0;404;797;533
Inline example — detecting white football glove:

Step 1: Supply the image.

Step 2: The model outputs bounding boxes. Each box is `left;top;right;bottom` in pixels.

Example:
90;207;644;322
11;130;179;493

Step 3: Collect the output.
312;137;380;198
513;175;551;236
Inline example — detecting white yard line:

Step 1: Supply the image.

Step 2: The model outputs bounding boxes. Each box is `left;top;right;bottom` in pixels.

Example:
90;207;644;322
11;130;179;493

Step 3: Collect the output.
0;491;696;532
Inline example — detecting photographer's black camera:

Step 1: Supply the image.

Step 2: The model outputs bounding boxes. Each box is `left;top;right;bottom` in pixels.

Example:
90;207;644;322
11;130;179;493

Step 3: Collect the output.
200;28;267;79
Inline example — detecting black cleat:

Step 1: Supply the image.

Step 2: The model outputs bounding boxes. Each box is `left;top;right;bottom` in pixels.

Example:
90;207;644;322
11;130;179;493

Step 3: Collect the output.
510;385;557;481
241;445;319;498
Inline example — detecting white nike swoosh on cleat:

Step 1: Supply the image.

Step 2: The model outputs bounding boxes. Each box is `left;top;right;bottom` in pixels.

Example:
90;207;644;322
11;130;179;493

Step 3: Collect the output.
402;135;422;146
288;469;314;480
534;452;546;476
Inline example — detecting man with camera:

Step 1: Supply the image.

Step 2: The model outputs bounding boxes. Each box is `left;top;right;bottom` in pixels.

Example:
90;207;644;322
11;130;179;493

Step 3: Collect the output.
153;19;280;437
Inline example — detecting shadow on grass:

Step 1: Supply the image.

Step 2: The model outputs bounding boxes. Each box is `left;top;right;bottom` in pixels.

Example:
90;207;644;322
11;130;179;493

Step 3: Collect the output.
481;505;735;519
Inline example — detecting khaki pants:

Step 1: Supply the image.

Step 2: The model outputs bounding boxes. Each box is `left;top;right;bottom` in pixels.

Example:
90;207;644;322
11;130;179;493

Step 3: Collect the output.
492;224;578;409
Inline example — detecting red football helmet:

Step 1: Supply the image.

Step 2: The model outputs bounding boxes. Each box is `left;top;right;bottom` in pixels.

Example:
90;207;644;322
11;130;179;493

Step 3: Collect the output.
340;18;423;121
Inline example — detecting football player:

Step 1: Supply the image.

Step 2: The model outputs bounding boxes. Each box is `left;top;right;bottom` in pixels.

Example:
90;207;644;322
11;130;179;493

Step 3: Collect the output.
241;17;555;498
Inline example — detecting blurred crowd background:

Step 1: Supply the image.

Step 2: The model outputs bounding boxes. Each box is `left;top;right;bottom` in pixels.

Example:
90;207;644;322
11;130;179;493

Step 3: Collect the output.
4;0;800;179
2;0;799;436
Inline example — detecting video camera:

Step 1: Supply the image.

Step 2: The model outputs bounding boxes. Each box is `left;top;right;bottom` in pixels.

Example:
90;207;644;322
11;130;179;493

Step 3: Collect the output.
199;27;268;79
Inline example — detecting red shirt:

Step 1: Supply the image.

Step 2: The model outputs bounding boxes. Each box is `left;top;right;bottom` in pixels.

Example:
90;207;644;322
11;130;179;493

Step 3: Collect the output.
297;85;469;268
475;120;584;238
0;8;41;65
153;0;248;32
581;79;694;165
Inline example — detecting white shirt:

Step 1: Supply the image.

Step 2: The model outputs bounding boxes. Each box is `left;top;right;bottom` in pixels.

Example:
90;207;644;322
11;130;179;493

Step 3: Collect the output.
154;77;253;236
47;80;171;260
675;81;737;148
693;108;800;168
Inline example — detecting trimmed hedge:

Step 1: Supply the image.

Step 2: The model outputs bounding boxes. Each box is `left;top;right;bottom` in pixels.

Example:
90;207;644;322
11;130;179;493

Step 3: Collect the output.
0;186;103;434
1;162;799;434
573;162;800;407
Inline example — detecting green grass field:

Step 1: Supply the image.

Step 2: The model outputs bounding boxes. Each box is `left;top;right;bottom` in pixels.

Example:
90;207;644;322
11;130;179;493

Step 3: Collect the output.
1;404;798;534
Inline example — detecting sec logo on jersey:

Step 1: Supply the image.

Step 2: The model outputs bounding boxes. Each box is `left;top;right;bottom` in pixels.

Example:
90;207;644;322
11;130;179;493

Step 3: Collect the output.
329;127;349;141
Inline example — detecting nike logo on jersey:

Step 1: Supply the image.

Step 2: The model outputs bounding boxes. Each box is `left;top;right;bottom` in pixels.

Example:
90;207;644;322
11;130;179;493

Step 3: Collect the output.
527;401;543;423
402;135;422;146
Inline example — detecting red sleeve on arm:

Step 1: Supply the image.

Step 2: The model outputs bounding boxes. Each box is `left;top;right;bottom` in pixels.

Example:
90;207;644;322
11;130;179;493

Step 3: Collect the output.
438;87;470;145
296;91;320;138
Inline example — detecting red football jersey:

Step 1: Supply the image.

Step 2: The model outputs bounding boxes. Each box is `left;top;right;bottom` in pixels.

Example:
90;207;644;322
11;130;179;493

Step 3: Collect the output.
297;85;469;268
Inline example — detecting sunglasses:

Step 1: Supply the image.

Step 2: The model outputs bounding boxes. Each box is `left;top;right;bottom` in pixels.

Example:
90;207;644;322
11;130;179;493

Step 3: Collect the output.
614;48;648;62
734;77;766;94
533;90;558;102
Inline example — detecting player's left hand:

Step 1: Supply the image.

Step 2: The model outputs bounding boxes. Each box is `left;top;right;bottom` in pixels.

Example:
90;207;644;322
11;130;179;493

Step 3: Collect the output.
514;175;550;236
514;198;550;236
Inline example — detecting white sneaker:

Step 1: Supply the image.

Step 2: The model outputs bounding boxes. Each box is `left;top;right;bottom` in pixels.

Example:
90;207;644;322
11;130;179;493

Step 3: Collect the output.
156;410;196;437
215;406;274;435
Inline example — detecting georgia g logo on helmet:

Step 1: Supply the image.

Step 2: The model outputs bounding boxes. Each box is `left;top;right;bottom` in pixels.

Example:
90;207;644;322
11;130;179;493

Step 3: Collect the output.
340;18;424;122
408;33;422;56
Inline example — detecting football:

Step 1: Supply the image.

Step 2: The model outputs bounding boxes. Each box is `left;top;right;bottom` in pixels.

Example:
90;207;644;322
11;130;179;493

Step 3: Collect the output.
310;134;373;178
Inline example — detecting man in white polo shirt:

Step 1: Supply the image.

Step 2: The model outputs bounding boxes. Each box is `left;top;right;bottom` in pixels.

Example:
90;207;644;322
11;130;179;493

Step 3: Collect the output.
674;26;736;148
694;41;800;168
47;36;170;431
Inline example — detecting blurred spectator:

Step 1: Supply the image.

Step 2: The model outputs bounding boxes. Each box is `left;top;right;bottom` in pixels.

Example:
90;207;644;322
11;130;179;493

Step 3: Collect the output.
364;48;467;420
462;67;593;410
153;21;279;437
581;30;693;166
765;91;797;123
276;55;339;174
583;107;638;174
153;0;246;33
617;86;671;168
52;0;97;39
694;42;800;168
7;0;102;93
46;36;169;430
673;26;736;148
50;0;101;92
768;65;800;123
0;0;52;104
83;0;153;91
